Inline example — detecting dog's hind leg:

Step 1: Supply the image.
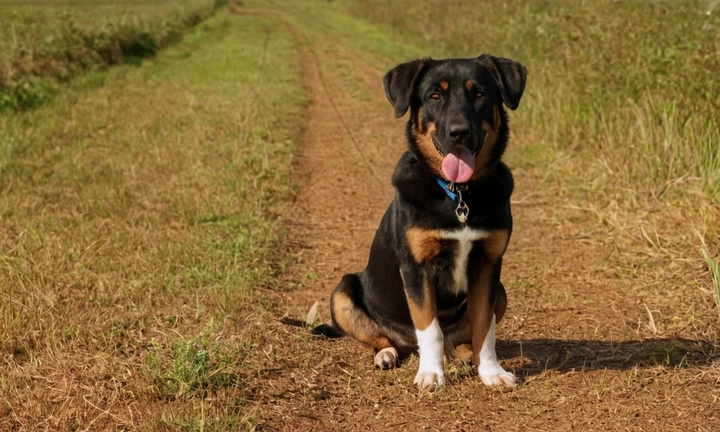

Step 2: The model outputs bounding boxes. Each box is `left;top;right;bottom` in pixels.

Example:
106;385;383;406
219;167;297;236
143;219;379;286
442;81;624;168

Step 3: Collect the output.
443;282;507;363
330;274;399;369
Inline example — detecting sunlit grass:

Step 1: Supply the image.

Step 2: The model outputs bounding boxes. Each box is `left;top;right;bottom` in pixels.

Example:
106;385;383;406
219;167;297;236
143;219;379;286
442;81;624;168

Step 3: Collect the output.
0;9;306;429
0;0;225;111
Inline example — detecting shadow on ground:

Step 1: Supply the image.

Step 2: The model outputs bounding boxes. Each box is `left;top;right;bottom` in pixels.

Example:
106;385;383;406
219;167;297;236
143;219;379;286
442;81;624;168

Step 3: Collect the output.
498;338;720;376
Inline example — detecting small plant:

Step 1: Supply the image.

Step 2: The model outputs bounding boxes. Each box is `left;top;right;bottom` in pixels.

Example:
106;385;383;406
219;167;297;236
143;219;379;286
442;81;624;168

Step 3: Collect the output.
146;329;240;398
701;248;720;315
0;81;56;112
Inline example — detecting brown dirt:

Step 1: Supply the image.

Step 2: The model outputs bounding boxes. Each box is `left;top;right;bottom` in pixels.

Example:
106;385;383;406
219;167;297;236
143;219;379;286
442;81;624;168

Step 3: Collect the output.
227;5;720;432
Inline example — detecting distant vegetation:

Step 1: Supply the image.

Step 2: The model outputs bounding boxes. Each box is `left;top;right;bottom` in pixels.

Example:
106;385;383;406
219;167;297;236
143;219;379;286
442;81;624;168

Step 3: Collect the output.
340;0;720;202
0;0;226;111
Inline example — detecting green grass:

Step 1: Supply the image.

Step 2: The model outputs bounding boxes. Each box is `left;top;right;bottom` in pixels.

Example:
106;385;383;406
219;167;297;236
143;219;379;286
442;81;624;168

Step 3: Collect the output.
1;8;306;429
0;0;225;112
145;323;242;398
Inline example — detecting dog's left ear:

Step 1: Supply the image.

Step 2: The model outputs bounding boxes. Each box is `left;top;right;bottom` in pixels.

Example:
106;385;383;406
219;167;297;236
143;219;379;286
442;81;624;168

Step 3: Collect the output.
479;55;527;110
383;58;431;118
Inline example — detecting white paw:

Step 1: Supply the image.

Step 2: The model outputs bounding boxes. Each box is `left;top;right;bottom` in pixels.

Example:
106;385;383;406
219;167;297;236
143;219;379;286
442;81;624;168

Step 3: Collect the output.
413;318;445;391
479;361;516;387
374;347;398;370
413;370;445;391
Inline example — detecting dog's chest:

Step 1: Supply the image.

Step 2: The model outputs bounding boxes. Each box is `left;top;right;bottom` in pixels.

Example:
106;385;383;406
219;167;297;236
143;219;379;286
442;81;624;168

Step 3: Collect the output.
405;225;497;295
439;227;490;295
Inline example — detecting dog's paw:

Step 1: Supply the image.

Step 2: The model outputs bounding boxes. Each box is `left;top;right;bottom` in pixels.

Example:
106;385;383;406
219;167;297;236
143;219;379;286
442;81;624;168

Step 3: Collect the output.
479;361;516;388
374;347;398;370
413;371;445;391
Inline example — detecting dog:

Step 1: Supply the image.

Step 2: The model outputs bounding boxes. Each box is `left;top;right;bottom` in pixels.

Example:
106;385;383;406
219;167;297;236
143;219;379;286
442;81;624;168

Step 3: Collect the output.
314;54;526;391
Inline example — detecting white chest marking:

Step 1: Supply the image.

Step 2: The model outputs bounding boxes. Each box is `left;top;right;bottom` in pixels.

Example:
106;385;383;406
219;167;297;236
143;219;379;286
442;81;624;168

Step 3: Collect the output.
440;227;490;295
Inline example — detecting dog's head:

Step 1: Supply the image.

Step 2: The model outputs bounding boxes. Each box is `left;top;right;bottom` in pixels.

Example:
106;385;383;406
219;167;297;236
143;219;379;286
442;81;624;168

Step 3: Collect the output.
384;54;526;183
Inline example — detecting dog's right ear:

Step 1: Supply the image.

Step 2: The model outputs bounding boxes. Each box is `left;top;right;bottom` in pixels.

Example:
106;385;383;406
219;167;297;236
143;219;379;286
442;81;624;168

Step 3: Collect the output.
383;59;430;118
479;54;527;111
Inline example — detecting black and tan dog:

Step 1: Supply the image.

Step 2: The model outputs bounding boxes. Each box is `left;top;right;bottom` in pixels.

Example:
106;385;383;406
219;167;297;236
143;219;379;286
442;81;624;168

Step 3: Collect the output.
316;54;526;391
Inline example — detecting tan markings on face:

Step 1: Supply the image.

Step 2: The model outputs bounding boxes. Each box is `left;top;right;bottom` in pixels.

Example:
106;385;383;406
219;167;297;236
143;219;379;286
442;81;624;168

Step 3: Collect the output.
465;80;474;91
413;109;444;176
406;227;443;265
493;104;501;131
471;105;502;180
405;278;436;331
332;289;392;350
439;81;449;91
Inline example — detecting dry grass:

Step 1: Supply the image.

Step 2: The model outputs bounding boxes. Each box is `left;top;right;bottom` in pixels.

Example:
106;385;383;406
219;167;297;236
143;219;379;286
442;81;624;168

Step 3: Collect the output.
1;8;306;430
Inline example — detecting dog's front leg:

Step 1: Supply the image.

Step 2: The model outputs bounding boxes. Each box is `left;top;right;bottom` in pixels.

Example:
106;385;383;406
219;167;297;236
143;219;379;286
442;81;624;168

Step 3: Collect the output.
467;232;516;388
400;266;444;391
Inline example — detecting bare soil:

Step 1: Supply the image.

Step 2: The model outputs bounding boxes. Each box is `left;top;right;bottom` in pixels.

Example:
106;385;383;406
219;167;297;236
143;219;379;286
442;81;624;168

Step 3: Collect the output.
238;4;720;432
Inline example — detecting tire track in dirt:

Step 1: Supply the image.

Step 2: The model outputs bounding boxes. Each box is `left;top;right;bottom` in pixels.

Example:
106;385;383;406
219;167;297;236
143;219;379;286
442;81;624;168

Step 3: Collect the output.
277;19;403;312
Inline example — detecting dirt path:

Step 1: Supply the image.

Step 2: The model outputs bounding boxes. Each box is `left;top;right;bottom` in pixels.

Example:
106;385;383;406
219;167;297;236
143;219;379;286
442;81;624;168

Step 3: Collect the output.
280;29;399;311
240;4;720;431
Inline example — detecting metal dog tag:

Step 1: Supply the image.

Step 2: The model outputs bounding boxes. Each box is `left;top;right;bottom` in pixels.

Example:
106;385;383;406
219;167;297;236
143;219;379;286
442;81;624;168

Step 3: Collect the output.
455;191;469;223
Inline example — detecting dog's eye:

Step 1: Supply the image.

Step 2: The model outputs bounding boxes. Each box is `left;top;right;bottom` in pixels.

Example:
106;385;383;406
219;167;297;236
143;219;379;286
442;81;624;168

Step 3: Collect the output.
430;93;440;100
475;92;486;100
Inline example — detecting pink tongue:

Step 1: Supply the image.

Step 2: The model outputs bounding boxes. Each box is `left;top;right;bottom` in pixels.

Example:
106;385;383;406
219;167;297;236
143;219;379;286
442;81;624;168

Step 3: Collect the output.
441;147;475;183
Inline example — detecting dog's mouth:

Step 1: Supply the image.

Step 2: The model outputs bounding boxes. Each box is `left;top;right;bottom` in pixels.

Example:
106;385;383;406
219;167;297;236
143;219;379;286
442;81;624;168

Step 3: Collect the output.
431;135;446;157
432;135;479;184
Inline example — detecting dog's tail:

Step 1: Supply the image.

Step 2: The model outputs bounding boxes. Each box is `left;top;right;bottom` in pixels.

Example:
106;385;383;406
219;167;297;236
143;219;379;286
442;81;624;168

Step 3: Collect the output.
279;317;344;338
311;323;344;338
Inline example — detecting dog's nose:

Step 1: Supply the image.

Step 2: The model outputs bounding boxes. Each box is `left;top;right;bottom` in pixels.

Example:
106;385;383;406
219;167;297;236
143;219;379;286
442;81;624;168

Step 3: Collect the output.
448;124;470;142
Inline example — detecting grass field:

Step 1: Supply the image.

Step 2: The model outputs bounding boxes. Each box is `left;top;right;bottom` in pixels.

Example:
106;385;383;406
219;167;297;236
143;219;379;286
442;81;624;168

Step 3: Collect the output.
1;4;306;429
0;0;223;111
1;0;719;430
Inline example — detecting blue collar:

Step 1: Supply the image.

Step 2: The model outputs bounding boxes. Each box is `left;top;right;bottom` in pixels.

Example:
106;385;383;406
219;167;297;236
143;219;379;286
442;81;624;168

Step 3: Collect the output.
436;178;458;201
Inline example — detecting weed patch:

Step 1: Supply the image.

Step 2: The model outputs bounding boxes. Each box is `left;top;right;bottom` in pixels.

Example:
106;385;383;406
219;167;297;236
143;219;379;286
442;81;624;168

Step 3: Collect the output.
146;326;242;399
